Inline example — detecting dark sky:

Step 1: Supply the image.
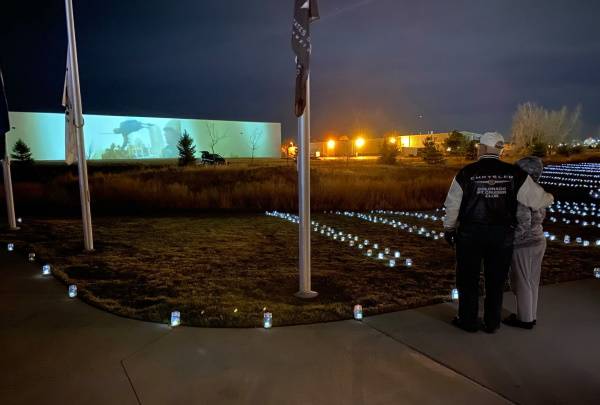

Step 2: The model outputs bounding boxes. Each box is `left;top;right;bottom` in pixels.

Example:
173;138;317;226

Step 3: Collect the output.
1;0;599;141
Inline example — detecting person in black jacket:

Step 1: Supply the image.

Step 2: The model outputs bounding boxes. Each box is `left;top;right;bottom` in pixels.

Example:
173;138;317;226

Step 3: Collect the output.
443;133;553;333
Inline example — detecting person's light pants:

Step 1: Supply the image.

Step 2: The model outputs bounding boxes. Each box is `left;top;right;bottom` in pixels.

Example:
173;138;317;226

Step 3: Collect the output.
510;240;546;323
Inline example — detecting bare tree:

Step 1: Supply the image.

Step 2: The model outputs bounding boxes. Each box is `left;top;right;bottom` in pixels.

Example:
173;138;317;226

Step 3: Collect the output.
247;128;263;164
204;121;228;155
511;102;582;151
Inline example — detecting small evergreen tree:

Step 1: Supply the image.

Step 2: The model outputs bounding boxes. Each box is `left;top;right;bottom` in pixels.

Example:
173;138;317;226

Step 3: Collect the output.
556;144;571;156
177;131;197;166
464;140;478;161
421;136;445;164
443;130;466;156
378;139;399;165
11;139;34;163
529;141;547;158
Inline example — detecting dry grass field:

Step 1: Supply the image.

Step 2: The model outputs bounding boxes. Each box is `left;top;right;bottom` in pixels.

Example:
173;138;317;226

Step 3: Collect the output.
6;159;459;216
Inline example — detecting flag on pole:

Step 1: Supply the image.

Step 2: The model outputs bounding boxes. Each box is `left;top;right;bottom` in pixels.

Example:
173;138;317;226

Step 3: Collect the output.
0;67;11;158
62;49;78;165
292;0;319;117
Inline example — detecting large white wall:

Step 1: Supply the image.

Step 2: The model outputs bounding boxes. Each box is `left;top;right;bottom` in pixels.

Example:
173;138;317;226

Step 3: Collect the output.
6;112;281;160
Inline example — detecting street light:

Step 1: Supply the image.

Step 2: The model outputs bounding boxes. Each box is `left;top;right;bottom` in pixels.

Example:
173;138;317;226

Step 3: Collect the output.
355;137;365;148
327;139;336;157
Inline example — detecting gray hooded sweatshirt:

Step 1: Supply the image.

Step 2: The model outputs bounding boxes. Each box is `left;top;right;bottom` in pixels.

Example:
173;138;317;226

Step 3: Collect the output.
514;156;546;249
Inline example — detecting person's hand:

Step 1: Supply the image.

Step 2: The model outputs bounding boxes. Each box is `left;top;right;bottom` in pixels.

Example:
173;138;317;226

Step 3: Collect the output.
444;229;457;248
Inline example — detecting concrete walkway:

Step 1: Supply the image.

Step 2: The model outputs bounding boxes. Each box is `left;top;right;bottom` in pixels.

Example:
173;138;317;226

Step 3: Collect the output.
1;250;598;405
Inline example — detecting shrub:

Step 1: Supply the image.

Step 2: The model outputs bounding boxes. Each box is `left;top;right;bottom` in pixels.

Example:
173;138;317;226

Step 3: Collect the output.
11;139;34;164
571;144;584;155
378;140;398;165
177;131;197;166
529;141;548;157
421;136;445;165
557;144;571;156
443;131;466;156
465;140;478;161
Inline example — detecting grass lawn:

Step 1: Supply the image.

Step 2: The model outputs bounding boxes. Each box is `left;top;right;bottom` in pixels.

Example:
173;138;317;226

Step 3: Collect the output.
1;212;597;327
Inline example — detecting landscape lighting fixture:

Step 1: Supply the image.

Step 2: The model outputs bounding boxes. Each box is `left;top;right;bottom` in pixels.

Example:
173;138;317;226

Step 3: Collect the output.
353;305;363;320
68;285;78;298
263;312;273;329
42;264;51;276
170;311;181;327
451;288;459;300
7;243;14;252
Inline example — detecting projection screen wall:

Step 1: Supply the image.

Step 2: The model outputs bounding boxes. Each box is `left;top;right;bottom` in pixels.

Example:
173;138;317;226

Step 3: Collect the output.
6;112;281;161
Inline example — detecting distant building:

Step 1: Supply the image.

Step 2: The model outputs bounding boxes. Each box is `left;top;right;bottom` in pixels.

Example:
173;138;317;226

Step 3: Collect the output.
311;132;450;157
310;130;493;158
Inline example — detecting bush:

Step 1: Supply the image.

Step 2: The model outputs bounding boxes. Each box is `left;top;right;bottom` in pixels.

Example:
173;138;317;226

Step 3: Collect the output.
465;140;478;161
378;140;398;165
421;136;445;165
571;144;584;155
557;144;571;156
177;131;197;166
443;131;466;156
11;139;34;164
529;141;548;158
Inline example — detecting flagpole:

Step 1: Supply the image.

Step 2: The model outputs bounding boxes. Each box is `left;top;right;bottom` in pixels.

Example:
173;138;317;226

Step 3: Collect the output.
296;75;317;299
65;0;94;251
2;154;18;230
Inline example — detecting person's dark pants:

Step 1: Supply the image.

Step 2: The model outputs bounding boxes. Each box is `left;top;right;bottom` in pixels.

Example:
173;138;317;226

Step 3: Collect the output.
456;223;514;329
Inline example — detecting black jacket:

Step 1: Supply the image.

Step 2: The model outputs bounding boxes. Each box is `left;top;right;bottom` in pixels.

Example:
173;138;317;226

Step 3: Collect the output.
447;156;529;226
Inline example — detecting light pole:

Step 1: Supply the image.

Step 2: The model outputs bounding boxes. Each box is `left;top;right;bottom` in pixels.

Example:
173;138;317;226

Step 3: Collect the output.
354;137;365;157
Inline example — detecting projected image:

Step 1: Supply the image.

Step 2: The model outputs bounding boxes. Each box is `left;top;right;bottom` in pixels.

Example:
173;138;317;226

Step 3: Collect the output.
6;112;281;161
101;119;179;159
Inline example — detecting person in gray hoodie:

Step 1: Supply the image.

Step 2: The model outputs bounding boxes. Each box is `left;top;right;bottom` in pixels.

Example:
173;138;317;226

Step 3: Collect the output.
503;156;547;329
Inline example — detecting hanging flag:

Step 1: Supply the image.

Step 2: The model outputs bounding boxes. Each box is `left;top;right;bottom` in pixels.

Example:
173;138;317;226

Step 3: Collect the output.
292;0;320;117
62;48;78;165
0;67;11;158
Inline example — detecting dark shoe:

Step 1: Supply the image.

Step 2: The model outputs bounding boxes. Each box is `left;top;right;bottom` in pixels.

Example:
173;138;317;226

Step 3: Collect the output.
452;317;478;333
502;314;534;330
482;323;500;334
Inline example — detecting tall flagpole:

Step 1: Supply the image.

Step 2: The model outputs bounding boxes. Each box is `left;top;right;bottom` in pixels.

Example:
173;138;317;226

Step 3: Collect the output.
65;0;94;251
296;75;317;299
2;155;18;231
0;67;18;231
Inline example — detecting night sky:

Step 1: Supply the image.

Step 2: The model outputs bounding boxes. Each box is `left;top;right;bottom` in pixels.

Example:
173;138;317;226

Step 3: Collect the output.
1;0;599;141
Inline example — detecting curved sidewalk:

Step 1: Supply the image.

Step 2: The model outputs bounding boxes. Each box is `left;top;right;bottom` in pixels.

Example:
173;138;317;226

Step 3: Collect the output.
1;250;598;404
